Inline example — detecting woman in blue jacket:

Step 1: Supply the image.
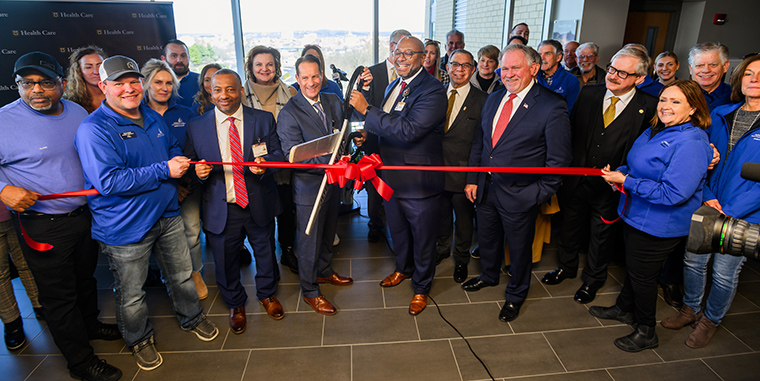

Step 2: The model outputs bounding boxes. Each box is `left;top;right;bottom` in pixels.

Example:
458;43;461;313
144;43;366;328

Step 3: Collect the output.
593;80;713;352
661;54;760;348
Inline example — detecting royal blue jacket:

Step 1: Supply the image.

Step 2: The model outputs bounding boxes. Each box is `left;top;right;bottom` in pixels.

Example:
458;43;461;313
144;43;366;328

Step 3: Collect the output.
75;102;183;245
704;82;732;112
703;102;760;222
537;65;580;112
637;74;664;98
617;122;712;237
142;99;196;150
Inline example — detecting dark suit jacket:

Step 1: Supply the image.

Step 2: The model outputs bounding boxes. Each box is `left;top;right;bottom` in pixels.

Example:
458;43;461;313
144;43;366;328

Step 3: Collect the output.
563;85;657;194
364;69;448;199
443;86;488;193
467;83;572;212
185;106;284;235
277;92;343;206
363;61;391;156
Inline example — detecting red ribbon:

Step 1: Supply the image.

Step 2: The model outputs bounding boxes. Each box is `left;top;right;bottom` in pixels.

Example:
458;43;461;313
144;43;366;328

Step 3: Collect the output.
17;189;98;251
601;183;629;224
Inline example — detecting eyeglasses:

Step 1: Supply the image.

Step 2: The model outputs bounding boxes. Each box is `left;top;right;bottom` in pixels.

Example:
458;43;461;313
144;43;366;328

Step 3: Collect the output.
393;50;423;59
449;62;474;70
606;64;637;80
16;78;59;90
577;54;596;60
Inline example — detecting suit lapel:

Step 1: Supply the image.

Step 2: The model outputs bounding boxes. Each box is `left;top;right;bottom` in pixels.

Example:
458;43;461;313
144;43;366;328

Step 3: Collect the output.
493;84;538;149
447;90;473;133
203;113;224;163
241;108;255;162
381;78;401;107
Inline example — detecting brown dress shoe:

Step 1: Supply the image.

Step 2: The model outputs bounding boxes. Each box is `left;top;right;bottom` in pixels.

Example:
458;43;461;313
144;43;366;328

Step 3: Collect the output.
661;305;700;330
259;296;284;320
303;295;337;315
229;307;247;334
317;273;354;286
685;315;718;348
409;294;427;315
379;272;410;287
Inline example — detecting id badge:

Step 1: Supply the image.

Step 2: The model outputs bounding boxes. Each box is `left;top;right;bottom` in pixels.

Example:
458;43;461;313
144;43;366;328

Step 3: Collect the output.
252;142;268;157
394;101;406;112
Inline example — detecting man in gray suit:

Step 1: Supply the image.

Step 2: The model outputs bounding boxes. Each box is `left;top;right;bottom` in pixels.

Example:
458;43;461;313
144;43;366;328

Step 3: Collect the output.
277;54;354;316
435;49;487;284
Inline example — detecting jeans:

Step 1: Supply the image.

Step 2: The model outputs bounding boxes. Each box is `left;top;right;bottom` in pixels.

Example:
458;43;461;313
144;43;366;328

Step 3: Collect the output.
180;186;203;273
101;216;203;347
683;251;746;325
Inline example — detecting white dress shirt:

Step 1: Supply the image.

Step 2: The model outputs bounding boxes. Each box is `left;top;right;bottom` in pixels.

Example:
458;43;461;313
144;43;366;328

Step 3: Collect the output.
214;105;245;203
602;87;637;121
446;82;471;130
492;80;535;134
383;67;424;113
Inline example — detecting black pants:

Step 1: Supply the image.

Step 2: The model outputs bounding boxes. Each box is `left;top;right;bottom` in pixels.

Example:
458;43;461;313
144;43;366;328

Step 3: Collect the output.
276;183;296;249
616;222;685;327
557;180;620;286
436;191;474;264
365;179;386;234
11;209;100;371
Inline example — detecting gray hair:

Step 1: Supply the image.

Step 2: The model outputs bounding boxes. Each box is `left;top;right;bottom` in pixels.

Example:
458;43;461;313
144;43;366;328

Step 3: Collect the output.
390;29;411;45
446;28;465;41
141;58;179;99
500;44;541;67
576;42;599;56
610;47;651;77
688;42;729;66
450;49;475;66
538;39;563;57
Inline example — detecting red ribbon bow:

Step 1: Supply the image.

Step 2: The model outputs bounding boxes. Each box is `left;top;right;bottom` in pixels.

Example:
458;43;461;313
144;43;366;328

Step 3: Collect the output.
325;154;394;201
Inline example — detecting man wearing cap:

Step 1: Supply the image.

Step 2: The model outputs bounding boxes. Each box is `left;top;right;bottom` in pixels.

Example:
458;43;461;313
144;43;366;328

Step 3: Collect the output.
75;55;219;372
0;52;122;381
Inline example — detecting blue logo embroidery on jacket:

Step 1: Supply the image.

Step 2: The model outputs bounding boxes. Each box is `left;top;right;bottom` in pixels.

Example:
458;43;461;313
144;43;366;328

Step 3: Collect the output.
660;140;670;148
156;128;165;138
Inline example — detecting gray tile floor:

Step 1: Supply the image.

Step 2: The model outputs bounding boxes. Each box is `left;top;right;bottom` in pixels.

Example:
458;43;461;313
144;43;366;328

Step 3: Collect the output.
3;190;760;380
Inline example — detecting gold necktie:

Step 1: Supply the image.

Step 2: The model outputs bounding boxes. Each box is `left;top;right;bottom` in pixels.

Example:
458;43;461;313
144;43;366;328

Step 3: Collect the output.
445;89;457;132
391;67;398;81
603;97;620;128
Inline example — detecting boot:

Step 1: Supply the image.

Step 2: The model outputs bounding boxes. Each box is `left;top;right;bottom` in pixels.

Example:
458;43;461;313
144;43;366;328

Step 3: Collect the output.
614;324;659;352
192;272;208;300
4;317;26;350
686;315;718;348
661;305;700;330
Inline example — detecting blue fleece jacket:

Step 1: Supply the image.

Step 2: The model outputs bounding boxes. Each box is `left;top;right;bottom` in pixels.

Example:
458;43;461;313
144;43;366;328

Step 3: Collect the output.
703;102;760;222
617;122;712;237
75;102;183;245
537;65;580;112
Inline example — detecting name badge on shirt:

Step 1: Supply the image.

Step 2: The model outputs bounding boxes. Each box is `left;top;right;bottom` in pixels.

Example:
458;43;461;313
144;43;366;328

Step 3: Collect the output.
394;102;406;112
119;131;137;140
252;142;268;157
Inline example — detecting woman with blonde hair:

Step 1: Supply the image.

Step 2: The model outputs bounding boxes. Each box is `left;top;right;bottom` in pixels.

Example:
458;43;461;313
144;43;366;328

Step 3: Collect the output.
423;39;449;86
63;46;107;113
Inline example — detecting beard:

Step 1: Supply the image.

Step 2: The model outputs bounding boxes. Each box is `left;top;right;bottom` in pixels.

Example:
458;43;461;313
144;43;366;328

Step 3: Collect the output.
172;62;189;76
28;96;53;111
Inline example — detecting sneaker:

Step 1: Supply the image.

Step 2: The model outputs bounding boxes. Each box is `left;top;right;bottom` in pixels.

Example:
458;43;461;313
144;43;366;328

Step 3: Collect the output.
131;337;163;371
189;318;219;342
70;359;122;381
4;317;25;350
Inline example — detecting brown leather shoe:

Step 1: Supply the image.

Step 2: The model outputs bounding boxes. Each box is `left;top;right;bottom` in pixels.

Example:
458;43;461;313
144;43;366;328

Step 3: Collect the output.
409;294;427;315
685;315;718;348
317;273;354;286
661;305;700;330
192;272;208;300
303;295;337;315
379;272;410;287
259;296;284;320
229;307;246;334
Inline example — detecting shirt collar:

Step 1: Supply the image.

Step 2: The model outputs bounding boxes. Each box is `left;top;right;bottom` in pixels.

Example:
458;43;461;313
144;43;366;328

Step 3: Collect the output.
605;86;637;105
215;104;244;125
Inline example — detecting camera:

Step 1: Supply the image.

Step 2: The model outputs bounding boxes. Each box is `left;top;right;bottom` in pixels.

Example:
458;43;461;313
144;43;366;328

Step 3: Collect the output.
687;205;760;260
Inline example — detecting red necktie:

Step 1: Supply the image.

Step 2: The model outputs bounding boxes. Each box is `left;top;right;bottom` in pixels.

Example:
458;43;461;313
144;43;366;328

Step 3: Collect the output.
492;93;518;148
228;117;248;208
395;81;407;103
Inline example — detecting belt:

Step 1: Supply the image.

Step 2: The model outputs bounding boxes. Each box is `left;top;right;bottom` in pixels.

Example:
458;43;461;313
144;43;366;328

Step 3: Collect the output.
12;205;88;219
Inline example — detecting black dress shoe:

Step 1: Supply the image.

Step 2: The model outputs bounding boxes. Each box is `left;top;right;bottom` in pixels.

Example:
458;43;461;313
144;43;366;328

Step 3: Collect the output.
4;317;25;350
280;246;299;274
542;268;576;285
435;253;450;266
470;246;480;259
239;247;253;267
498;301;523;322
88;322;122;341
453;263;468;283
660;283;683;308
368;230;382;243
574;283;600;304
588;305;635;325
70;359;122;381
33;307;45;321
614;324;659;352
461;277;497;292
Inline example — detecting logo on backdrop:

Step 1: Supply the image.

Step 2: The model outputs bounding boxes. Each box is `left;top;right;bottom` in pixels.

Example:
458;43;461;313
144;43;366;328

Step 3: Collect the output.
98;29;135;36
1;49;17;55
132;12;167;19
52;11;94;18
11;29;58;36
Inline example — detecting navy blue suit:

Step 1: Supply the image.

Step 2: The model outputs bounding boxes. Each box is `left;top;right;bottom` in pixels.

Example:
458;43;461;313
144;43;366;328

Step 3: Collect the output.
277;92;343;299
364;69;447;294
467;83;572;303
185;106;283;308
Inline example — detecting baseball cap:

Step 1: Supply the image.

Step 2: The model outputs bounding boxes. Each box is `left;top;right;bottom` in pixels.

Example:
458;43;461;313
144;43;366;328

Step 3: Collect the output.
99;55;144;81
13;51;64;79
